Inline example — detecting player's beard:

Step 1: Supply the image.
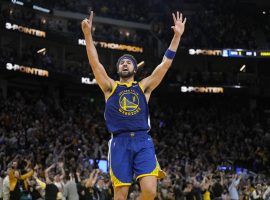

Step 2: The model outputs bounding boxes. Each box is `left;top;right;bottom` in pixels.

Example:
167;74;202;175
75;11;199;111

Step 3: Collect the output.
118;70;135;78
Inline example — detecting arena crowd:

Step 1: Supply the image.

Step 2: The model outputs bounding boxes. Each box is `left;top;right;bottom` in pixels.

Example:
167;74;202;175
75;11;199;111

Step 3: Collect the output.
0;90;269;199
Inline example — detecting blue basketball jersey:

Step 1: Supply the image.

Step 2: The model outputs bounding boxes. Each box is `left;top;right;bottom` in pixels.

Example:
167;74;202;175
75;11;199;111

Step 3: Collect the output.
104;81;150;134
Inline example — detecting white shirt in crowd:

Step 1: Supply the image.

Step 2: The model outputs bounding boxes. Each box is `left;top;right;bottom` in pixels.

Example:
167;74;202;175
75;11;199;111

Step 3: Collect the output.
0;177;3;199
263;186;270;200
252;189;262;200
229;177;241;200
3;175;10;200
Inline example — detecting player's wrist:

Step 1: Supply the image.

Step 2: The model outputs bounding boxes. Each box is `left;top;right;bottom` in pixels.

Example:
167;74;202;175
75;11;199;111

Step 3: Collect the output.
173;33;182;39
83;31;92;38
164;49;176;59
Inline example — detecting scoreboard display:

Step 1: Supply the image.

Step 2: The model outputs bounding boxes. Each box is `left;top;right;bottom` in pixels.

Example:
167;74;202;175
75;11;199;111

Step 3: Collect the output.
189;48;270;58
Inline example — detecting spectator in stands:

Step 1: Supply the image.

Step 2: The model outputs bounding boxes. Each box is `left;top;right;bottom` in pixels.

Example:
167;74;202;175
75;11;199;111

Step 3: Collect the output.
229;174;242;200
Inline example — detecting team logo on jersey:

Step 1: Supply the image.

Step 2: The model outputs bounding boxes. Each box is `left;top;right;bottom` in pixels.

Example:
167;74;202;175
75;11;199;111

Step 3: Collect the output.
118;89;141;115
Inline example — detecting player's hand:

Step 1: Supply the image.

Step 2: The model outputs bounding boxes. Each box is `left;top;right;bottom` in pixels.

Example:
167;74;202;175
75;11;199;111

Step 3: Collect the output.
58;161;64;168
81;11;94;36
171;11;186;37
76;171;80;177
85;170;97;188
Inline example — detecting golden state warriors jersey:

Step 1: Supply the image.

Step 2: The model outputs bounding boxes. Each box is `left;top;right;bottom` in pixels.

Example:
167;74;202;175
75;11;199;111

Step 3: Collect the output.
104;81;150;134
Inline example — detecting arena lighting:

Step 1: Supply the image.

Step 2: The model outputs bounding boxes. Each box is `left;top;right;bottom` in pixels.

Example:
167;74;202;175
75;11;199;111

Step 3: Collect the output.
233;85;242;88
37;48;46;54
78;39;143;53
5;22;46;38
10;0;50;13
137;61;145;68
246;51;253;56
181;86;224;94
6;63;49;77
33;5;51;13
240;64;246;72
260;51;270;57
81;77;97;85
11;0;24;6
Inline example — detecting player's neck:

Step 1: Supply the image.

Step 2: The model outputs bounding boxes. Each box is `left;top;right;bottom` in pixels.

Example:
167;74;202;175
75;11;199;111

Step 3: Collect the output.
119;77;134;83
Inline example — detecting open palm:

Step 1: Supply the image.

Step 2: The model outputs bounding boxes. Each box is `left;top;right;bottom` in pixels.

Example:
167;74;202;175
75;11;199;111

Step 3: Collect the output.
172;11;186;37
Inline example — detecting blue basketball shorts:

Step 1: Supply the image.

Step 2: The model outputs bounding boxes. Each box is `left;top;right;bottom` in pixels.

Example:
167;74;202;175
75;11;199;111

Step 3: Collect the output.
108;131;166;187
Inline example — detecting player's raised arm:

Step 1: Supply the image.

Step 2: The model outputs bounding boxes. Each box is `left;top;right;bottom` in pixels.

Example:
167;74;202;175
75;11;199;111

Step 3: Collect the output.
140;11;186;94
81;11;114;94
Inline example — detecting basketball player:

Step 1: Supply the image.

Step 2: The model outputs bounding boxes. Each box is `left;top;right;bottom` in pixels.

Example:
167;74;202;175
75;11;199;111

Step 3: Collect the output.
81;11;186;200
